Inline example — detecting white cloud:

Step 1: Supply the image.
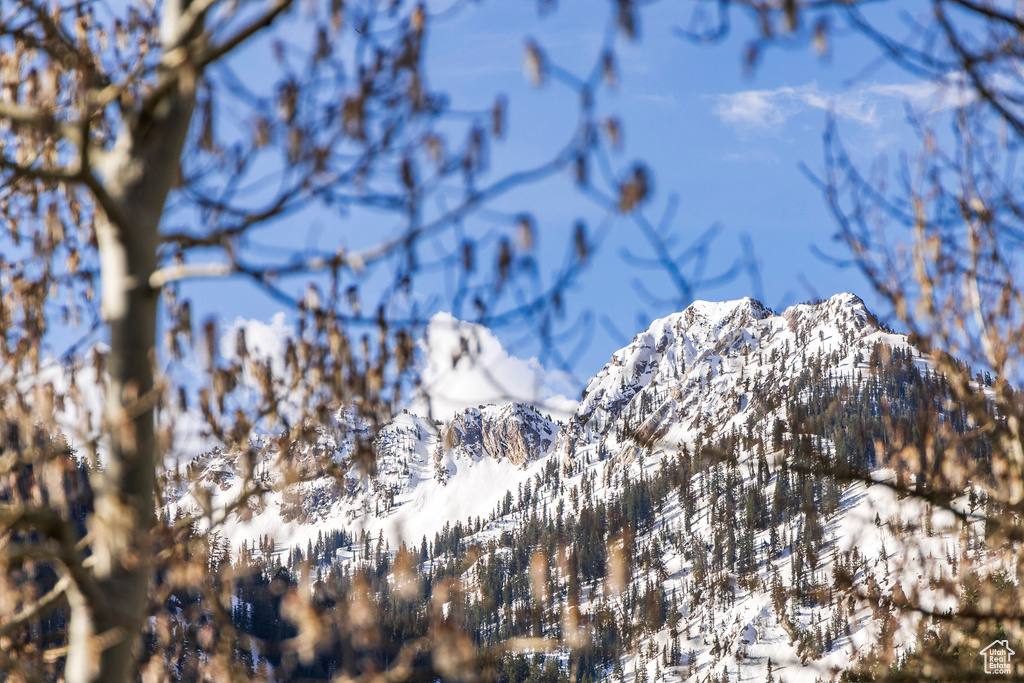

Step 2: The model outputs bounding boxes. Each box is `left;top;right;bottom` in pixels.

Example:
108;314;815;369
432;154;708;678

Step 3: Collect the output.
713;87;795;128
720;149;781;164
711;76;971;133
865;75;971;111
411;312;578;421
712;83;878;130
633;93;677;106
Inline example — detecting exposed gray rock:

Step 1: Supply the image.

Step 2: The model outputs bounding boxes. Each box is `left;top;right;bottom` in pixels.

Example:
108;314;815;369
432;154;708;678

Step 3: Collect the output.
433;403;559;481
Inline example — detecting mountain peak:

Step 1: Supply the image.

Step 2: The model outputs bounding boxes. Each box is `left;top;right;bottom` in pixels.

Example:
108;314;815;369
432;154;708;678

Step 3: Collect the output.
783;291;866;313
562;291;892;468
678;292;870;330
678;296;772;328
780;292;875;333
683;295;767;316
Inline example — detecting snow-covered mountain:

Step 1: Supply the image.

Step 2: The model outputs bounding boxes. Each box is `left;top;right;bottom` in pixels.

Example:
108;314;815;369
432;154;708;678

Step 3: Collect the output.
168;295;890;539
560;293;899;469
165;293;983;681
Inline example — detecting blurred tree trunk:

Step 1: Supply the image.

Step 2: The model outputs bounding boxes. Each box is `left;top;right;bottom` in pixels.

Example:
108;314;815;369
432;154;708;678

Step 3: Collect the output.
69;25;197;682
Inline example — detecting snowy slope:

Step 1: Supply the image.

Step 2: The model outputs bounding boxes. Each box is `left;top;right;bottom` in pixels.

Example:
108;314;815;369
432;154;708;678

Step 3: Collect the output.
164;401;563;554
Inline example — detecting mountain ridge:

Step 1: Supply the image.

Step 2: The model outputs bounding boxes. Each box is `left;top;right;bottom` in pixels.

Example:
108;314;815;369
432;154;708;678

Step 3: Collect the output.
164;292;910;550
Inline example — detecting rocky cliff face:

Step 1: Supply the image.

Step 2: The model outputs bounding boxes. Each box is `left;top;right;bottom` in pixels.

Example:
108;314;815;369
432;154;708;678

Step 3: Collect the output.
433;403;558;482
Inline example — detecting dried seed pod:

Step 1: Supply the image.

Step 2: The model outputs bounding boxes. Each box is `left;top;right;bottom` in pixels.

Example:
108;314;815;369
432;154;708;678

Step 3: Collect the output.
516;214;535;250
524;40;545;86
618;164;650;212
492;95;506;139
573;221;589;263
496;238;512;289
602;50;618;89
604;117;622;149
461;240;474;273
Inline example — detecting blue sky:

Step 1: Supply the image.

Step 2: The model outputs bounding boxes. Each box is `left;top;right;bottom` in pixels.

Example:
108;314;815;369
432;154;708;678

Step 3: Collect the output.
164;1;956;390
394;0;953;381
